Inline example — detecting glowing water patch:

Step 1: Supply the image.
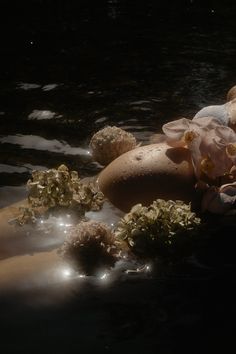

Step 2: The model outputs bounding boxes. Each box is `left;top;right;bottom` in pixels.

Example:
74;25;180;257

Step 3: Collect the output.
61;267;73;278
129;100;151;105
0;163;46;174
0;134;90;156
28;110;62;120
17;82;41;90
0;164;29;173
100;272;109;280
42;84;59;91
95;116;108;124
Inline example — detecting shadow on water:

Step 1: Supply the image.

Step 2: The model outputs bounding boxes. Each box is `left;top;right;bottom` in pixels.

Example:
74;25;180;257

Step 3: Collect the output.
1;1;236;353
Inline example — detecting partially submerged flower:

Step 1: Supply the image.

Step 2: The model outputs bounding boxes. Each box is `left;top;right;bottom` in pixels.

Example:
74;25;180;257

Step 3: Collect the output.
115;199;201;260
59;220;120;275
89;126;138;165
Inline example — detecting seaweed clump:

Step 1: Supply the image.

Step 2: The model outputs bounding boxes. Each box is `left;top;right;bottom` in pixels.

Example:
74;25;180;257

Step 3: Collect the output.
89;126;137;165
15;164;104;225
115;199;201;261
59;220;120;275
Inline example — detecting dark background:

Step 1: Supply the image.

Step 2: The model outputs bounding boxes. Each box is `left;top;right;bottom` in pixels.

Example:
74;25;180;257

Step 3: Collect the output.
1;1;236;353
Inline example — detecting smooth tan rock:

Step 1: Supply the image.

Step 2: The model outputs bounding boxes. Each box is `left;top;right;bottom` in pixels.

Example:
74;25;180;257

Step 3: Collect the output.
97;143;197;212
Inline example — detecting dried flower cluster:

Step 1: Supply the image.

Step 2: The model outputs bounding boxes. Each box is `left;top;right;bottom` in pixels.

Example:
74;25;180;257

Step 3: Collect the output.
27;164;104;210
89;126;137;165
15;165;104;225
115;199;201;260
59;220;120;275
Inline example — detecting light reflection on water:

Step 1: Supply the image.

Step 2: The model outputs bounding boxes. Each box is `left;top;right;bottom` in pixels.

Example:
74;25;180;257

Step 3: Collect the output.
0;134;91;156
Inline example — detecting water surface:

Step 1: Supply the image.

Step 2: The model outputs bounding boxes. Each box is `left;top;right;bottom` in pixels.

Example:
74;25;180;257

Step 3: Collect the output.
1;2;236;353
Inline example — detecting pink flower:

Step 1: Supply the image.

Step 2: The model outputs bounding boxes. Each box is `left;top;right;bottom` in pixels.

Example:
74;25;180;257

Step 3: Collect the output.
162;116;236;181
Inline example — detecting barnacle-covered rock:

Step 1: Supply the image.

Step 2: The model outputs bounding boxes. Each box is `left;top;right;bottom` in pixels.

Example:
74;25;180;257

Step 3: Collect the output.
115;199;201;260
89;126;137;165
59;220;120;275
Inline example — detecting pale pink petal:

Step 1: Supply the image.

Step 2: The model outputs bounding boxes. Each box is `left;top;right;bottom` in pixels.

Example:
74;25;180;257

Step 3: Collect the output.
192;116;222;130
162;118;191;141
214;125;236;146
199;130;233;179
187;135;202;179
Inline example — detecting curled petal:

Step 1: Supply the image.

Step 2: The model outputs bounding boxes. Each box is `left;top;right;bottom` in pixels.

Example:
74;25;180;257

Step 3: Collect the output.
214;125;236;146
162;118;191;141
200;130;233;179
192;116;222;130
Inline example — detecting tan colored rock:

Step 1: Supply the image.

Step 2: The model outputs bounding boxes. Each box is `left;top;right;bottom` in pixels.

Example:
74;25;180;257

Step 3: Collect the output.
98;143;198;212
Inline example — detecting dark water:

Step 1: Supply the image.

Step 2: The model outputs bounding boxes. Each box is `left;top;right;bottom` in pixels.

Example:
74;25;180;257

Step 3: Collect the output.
1;2;236;353
1;1;236;205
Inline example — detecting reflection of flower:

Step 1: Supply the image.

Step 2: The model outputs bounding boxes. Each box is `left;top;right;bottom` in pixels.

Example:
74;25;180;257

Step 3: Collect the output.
59;220;120;275
115;199;201;260
89;126;137;165
162;117;236;181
